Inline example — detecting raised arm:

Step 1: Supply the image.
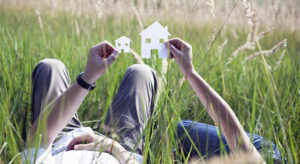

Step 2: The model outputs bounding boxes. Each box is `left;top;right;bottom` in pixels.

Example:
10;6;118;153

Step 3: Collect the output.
28;41;119;149
167;38;264;162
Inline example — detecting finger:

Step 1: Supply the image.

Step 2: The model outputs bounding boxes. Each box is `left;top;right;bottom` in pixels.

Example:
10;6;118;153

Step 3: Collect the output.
102;41;115;58
106;50;119;65
66;134;94;151
95;41;115;58
164;42;174;59
169;38;184;50
170;52;174;59
104;41;115;53
168;43;182;60
169;38;190;50
74;143;95;151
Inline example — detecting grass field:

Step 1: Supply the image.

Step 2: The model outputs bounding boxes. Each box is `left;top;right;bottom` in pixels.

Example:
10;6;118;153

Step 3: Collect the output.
0;2;299;164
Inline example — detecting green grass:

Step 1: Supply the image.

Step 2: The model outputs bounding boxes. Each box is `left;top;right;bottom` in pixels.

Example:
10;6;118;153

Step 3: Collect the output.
0;6;299;163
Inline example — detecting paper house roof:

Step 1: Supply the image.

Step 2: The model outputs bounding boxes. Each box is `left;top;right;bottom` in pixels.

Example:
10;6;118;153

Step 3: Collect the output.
140;21;171;37
115;36;131;43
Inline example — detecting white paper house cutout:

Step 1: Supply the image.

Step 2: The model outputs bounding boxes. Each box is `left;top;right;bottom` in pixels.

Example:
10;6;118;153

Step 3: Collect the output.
115;36;131;53
140;21;171;58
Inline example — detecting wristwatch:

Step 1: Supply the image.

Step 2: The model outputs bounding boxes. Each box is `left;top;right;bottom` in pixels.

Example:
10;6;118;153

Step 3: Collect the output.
76;72;96;91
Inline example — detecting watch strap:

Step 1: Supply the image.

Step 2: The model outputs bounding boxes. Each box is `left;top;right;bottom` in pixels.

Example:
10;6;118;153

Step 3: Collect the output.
76;72;96;91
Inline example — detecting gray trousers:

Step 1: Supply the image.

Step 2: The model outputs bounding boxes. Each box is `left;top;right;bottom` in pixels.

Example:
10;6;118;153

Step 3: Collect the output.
30;58;157;154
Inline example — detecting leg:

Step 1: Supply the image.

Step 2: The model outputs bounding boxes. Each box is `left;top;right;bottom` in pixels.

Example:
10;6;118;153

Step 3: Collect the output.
176;120;230;158
247;134;286;164
176;120;286;164
30;58;82;141
101;64;157;154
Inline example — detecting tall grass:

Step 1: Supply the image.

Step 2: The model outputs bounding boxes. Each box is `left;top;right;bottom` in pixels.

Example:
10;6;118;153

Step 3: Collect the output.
0;4;299;164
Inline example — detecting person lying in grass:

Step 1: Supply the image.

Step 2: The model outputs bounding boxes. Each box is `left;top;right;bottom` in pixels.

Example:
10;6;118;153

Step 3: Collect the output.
23;39;284;163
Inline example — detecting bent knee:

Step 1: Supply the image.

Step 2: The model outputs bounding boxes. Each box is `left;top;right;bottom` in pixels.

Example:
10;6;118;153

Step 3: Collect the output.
127;64;157;90
128;64;156;77
37;58;66;70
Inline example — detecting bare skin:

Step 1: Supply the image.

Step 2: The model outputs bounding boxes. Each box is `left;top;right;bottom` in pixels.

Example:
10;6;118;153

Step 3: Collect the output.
28;38;265;163
28;41;138;163
167;38;265;163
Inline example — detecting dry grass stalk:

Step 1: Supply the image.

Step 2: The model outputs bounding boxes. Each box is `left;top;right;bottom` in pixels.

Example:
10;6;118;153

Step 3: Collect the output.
129;49;144;64
35;9;43;29
179;77;186;87
228;0;258;62
230;29;239;39
155;59;168;107
264;39;287;56
161;58;168;75
206;28;217;54
230;28;274;62
217;39;228;55
270;0;280;21
288;2;296;32
94;0;103;19
241;0;256;29
274;49;286;70
242;0;257;48
206;0;215;18
0;142;7;154
256;28;274;40
132;5;144;30
75;19;80;36
244;39;287;61
229;42;249;60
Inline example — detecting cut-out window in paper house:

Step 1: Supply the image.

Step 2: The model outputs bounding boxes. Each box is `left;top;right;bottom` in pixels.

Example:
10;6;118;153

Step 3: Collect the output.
115;36;131;53
140;21;171;58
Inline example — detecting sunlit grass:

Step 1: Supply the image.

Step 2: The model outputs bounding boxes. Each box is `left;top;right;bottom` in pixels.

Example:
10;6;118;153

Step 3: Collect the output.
0;6;299;163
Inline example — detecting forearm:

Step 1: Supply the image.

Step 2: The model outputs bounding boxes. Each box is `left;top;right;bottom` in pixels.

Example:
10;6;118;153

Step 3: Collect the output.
186;70;260;156
29;82;88;148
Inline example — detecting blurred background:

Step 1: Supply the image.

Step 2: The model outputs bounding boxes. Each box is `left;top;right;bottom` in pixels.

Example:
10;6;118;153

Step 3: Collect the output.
1;0;299;30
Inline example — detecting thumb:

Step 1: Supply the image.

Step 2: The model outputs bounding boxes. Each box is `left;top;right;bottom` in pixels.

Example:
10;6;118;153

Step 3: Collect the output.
106;50;119;66
74;142;95;151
